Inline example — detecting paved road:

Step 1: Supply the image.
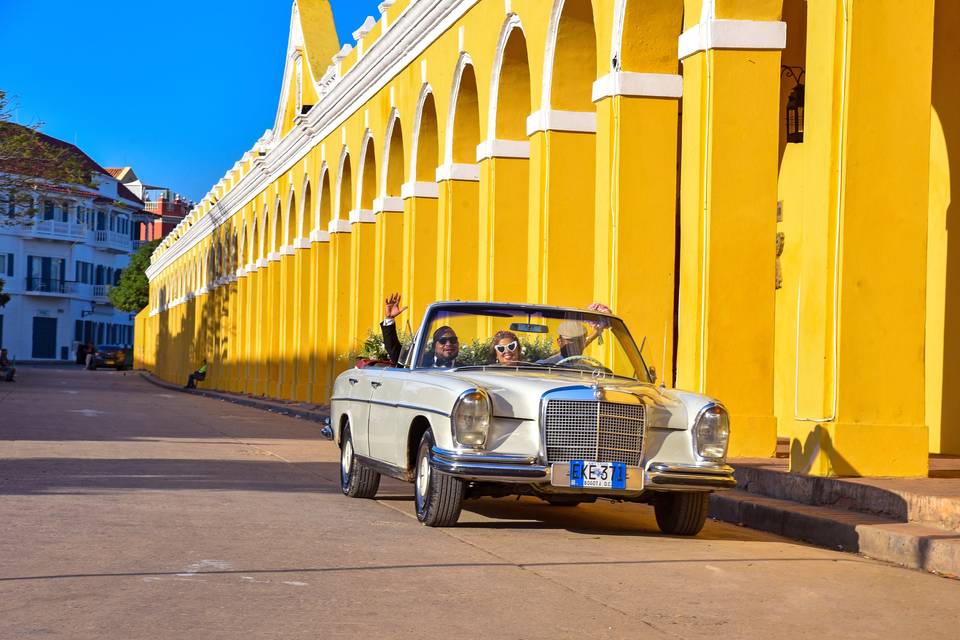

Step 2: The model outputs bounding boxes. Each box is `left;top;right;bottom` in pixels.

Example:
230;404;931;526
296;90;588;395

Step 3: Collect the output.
1;367;958;639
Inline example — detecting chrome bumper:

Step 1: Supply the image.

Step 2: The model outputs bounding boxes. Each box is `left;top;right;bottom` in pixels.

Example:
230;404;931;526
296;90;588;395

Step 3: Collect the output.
645;462;737;490
430;447;735;491
430;446;548;482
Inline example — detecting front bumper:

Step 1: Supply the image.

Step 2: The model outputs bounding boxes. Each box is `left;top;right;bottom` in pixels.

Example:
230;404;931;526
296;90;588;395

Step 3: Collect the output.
430;446;736;491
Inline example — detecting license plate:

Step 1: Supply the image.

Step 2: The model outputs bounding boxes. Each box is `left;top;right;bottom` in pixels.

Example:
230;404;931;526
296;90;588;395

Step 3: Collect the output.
569;460;627;490
105;360;115;365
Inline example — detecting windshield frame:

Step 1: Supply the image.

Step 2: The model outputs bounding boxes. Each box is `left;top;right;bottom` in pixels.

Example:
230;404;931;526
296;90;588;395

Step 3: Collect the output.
410;302;653;382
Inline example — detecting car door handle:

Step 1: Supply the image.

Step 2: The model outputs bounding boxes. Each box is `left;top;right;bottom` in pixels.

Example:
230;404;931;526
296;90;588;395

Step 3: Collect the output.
370;381;382;388
348;378;359;385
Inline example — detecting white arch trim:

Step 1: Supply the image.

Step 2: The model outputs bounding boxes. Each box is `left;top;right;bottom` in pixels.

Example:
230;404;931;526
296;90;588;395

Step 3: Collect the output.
380;107;403;198
408;82;435;183
487;13;525;139
444;51;475;165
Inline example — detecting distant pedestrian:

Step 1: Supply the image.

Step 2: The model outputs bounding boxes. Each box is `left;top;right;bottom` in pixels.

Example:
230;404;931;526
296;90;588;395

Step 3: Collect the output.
0;348;16;382
76;343;88;366
85;343;95;370
185;360;208;389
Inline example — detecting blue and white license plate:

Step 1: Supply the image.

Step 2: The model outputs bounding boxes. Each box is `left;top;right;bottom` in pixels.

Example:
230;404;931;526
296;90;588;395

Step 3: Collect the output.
569;460;627;490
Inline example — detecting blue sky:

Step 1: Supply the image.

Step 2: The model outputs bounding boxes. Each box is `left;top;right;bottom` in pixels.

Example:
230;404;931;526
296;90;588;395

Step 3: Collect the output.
0;0;382;201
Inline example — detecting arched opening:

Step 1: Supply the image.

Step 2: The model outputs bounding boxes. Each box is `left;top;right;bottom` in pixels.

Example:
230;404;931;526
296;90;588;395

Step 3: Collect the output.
300;181;311;239
548;0;597;111
337;151;353;219
384;115;405;197
317;166;332;230
449;61;481;164
414;91;439;181
249;217;258;264
494;24;531;140
285;189;296;247
271;199;282;255
359;135;377;211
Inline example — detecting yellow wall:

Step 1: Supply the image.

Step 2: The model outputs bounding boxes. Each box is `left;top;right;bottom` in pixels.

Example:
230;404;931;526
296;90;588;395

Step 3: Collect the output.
141;0;956;477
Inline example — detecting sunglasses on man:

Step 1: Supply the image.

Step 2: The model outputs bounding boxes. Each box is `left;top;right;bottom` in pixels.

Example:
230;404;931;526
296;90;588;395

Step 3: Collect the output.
436;336;459;345
494;340;518;354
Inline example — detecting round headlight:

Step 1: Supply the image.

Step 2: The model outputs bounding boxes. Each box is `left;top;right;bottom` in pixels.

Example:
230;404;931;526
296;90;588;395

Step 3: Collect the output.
694;405;730;460
452;389;491;449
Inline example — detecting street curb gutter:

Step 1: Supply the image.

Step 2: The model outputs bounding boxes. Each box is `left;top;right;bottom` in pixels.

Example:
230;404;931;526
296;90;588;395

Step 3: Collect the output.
138;371;330;424
710;490;960;579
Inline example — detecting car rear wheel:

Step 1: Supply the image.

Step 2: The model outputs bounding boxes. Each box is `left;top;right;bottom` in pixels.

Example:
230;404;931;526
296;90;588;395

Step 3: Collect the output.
339;424;380;498
654;491;710;536
414;429;464;527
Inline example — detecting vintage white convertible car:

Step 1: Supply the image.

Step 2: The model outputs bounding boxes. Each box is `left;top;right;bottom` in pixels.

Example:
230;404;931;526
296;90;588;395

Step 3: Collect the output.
331;302;735;535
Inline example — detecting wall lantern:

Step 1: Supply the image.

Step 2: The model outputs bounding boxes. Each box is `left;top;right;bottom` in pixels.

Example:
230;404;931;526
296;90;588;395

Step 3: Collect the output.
81;300;96;318
782;66;805;143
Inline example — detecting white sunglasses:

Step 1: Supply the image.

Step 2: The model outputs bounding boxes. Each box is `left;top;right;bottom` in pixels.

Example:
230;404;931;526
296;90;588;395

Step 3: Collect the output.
494;340;519;354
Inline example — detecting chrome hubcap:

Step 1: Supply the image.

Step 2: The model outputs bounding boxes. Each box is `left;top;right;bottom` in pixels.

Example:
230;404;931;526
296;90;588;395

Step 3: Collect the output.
341;439;353;477
416;452;430;499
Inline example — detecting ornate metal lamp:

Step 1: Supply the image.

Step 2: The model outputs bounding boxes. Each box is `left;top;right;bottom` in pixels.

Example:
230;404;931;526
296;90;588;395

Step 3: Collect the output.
782;66;805;143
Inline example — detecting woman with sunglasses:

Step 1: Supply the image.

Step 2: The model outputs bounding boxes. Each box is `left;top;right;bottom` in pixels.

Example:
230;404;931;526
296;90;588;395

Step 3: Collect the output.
489;330;523;365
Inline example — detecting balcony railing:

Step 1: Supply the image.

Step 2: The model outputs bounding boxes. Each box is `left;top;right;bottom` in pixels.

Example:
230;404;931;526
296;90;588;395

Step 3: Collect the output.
93;284;112;302
28;219;87;242
92;230;133;253
25;277;78;295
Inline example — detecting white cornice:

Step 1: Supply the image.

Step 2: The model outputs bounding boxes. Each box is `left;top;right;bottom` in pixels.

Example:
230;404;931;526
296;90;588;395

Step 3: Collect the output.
146;0;483;282
476;139;530;161
373;196;404;213
349;209;376;224
401;181;440;199
310;228;331;243
678;19;786;60
328;218;352;234
436;163;480;182
592;72;683;102
293;237;311;249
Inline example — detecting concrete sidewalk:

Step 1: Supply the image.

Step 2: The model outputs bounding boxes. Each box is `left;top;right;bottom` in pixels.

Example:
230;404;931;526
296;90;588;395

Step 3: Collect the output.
711;455;960;579
139;369;960;579
139;371;330;424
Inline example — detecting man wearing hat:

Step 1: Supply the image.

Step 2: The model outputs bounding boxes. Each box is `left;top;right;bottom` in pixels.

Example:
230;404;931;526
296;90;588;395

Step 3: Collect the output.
537;303;612;366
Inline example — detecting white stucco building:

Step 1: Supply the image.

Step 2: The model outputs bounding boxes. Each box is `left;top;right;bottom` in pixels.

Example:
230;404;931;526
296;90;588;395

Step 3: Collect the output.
0;133;141;362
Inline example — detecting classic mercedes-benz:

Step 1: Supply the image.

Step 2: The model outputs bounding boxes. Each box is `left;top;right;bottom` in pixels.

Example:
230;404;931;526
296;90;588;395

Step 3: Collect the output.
331;302;735;535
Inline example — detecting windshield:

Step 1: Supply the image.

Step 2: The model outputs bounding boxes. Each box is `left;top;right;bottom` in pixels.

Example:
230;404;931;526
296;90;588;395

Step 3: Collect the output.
411;304;652;382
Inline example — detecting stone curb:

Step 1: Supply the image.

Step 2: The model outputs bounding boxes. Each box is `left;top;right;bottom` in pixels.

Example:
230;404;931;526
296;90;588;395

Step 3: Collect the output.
138;371;330;424
711;490;960;579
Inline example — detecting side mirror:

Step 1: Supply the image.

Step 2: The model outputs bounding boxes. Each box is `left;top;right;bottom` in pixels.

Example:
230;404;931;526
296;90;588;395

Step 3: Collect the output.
647;366;657;384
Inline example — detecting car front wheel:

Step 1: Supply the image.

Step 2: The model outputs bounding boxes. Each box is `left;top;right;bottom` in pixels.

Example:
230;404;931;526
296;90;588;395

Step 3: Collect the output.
414;429;464;526
654;491;710;536
340;423;380;498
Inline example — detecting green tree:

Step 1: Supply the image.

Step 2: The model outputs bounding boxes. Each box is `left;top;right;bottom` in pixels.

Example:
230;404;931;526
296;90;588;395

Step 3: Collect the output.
0;89;94;224
109;240;159;312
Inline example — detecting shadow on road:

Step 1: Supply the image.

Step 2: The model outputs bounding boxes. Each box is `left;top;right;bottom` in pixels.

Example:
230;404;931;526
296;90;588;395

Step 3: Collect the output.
0;459;343;495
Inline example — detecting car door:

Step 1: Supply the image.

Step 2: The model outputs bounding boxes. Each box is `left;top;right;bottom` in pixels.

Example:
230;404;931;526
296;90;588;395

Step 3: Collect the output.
343;368;376;457
367;368;409;465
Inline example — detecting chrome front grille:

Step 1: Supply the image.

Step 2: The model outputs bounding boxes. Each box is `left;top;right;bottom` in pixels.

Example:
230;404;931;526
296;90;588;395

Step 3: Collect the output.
544;400;645;466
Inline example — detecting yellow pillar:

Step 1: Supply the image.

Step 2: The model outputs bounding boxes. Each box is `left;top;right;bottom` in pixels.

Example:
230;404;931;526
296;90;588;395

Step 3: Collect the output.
787;0;934;476
373;197;405;319
348;211;378;348
277;249;294;398
267;256;282;396
593;70;682;384
526;116;596;307
401;181;440;322
676;4;785;457
328;220;353;377
292;239;312;401
436;164;480;301
477;141;529;303
310;232;333;401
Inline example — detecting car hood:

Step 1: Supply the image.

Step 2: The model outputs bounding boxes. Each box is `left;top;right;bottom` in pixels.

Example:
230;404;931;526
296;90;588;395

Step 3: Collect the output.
440;368;702;429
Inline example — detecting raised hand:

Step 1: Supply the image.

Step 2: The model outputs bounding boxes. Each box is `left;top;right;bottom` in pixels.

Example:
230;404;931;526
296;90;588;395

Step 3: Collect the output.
384;292;407;320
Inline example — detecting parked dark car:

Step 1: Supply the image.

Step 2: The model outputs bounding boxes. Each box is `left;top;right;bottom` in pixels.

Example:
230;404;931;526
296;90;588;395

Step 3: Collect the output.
92;345;133;370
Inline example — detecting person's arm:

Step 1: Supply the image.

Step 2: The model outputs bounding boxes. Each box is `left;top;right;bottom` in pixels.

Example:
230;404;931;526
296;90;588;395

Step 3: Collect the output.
381;293;407;366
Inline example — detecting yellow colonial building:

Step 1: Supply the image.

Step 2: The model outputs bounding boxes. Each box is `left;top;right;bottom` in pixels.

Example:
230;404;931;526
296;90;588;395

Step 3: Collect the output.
138;0;959;478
